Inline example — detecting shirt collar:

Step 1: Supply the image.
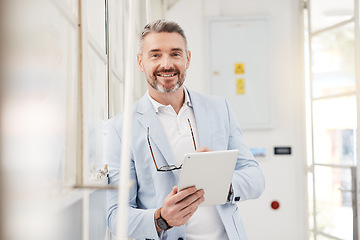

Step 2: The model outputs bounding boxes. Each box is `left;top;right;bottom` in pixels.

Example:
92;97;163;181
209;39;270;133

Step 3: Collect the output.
147;87;192;113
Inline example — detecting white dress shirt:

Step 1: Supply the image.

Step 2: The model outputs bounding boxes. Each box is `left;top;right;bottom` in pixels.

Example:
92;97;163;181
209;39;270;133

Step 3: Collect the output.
148;88;229;240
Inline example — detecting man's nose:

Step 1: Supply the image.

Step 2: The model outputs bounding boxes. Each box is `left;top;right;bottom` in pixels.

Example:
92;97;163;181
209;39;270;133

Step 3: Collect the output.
160;55;173;69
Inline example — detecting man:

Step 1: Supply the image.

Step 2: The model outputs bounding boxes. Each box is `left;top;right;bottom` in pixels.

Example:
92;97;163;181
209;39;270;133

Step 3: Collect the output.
107;20;265;240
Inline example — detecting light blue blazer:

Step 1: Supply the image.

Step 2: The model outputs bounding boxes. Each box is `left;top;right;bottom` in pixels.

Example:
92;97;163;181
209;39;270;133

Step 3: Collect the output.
106;90;265;240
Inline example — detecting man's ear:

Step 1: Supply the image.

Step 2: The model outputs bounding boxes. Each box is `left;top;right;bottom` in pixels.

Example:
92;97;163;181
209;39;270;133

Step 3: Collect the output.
186;50;191;69
137;54;144;72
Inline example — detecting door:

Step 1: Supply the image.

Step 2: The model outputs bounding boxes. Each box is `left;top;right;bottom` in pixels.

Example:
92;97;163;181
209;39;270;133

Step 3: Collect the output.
304;0;360;239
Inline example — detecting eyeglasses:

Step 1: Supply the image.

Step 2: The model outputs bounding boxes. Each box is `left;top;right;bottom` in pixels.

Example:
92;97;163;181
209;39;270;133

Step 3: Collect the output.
147;119;197;172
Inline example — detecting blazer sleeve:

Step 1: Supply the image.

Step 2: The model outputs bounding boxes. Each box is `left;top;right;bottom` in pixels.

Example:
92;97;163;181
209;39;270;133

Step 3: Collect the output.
225;100;266;203
106;120;160;240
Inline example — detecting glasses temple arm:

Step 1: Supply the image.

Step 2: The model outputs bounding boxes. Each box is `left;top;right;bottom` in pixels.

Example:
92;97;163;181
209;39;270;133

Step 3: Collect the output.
188;119;197;151
147;127;160;170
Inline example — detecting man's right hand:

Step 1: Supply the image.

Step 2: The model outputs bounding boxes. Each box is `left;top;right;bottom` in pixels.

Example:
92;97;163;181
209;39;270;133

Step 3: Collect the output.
160;186;205;227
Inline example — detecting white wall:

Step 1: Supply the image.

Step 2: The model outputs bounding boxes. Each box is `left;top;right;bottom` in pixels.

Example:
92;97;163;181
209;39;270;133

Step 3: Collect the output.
166;0;308;239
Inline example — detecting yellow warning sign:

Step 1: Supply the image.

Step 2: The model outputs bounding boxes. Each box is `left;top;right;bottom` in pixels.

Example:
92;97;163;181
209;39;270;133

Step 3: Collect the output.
236;79;245;95
234;63;245;74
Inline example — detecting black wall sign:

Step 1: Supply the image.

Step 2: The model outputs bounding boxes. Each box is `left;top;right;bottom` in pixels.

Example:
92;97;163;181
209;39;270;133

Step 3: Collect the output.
274;147;291;155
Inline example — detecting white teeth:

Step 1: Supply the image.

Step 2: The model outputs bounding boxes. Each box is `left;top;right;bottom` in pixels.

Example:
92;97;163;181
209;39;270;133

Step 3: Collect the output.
158;73;176;77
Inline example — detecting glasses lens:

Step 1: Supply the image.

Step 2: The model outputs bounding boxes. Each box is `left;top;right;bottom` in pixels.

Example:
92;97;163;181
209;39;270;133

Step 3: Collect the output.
159;165;177;171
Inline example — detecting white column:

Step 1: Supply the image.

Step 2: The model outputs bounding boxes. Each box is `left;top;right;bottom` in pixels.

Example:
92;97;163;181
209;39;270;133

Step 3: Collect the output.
116;0;136;239
146;0;152;23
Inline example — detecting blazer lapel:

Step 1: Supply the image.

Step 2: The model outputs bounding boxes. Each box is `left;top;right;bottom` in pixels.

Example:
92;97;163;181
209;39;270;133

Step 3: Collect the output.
188;90;212;148
136;95;176;169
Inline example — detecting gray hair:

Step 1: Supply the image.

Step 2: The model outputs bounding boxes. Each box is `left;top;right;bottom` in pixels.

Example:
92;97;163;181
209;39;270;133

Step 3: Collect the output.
139;20;188;54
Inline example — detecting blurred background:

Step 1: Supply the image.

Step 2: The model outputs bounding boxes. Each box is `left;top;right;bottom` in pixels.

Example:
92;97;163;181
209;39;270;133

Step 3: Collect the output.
0;0;359;239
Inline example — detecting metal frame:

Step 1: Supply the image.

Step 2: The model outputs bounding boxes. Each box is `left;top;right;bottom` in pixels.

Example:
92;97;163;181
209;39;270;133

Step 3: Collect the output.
106;0;110;119
317;231;347;240
75;0;111;190
312;91;357;101
52;0;114;238
355;0;360;236
0;1;4;239
312;17;355;36
352;167;358;240
77;0;85;187
305;0;360;239
52;0;83;188
63;1;160;239
304;1;318;236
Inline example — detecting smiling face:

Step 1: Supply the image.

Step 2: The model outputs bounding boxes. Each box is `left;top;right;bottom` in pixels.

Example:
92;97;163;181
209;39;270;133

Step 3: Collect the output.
137;32;191;93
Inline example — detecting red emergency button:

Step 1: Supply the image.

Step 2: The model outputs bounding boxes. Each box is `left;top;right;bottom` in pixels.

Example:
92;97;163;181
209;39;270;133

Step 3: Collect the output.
271;201;280;210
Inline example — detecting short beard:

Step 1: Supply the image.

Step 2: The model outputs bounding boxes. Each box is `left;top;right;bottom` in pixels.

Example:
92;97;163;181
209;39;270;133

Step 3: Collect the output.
148;78;183;93
148;69;186;93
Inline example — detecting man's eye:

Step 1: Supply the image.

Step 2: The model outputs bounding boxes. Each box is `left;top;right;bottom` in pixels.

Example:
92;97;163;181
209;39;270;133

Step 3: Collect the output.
151;54;159;58
173;53;180;57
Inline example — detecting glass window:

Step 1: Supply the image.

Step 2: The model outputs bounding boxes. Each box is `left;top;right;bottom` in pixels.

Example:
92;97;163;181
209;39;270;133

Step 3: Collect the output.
83;45;107;185
86;1;106;53
313;96;356;165
109;0;125;76
314;166;353;240
310;0;354;32
110;75;124;117
311;23;355;98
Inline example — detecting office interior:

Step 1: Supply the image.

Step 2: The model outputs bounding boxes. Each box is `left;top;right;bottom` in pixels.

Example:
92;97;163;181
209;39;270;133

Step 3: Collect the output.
0;0;359;239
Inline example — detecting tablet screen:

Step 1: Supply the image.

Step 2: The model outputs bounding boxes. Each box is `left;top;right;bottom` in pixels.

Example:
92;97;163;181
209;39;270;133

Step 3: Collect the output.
177;150;238;206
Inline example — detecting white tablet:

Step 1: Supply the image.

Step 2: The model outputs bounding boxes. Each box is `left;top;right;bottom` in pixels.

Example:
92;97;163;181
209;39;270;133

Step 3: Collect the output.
178;150;239;206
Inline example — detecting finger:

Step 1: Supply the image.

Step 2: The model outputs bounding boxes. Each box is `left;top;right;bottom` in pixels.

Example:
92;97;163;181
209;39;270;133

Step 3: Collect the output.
164;186;180;202
170;186;197;204
178;189;204;210
195;146;213;152
164;193;205;227
181;195;205;218
163;186;189;211
178;186;195;193
171;186;178;195
182;206;198;220
167;195;204;227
